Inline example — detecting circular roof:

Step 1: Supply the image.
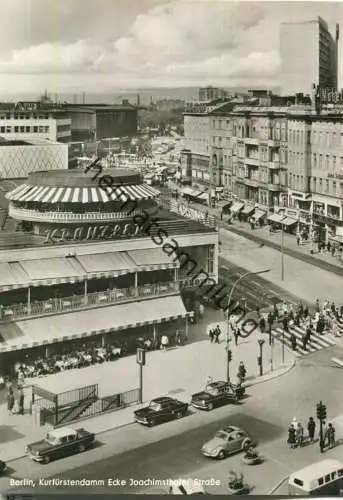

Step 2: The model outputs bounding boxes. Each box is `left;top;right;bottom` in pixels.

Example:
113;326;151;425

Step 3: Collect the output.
28;168;141;187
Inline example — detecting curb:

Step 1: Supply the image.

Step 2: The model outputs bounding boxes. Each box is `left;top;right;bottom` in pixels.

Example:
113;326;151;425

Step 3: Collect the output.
246;359;296;388
267;475;290;495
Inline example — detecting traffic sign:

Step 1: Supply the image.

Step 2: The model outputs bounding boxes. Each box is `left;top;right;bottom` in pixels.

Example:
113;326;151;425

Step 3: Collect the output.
136;348;146;366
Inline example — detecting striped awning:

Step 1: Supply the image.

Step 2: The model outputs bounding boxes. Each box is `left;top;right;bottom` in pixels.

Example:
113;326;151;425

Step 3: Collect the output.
231;202;244;213
6;183;160;204
0;295;193;352
0;250;178;291
252;209;266;221
282;217;297;226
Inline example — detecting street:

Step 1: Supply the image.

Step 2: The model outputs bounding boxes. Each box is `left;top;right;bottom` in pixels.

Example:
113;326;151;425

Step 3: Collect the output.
4;344;343;495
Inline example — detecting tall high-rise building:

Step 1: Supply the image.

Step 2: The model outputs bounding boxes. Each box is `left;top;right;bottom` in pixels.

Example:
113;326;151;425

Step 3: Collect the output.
280;17;339;96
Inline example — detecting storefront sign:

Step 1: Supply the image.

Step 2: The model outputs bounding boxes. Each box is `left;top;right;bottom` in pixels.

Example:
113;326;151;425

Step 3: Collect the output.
291;192;305;199
44;223;142;244
177;203;208;223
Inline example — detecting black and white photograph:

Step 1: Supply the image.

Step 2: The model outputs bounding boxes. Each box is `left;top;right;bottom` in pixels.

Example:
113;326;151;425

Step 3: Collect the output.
0;0;343;496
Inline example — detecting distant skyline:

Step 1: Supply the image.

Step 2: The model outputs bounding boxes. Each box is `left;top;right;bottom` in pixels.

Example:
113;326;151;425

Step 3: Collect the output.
0;0;342;95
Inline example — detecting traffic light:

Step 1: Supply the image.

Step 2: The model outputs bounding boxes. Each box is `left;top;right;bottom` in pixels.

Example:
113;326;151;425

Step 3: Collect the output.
316;402;327;420
227;349;232;362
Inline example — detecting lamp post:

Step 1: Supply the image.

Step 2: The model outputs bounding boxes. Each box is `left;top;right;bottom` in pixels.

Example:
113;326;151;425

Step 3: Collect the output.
281;226;285;281
258;339;265;376
226;269;270;383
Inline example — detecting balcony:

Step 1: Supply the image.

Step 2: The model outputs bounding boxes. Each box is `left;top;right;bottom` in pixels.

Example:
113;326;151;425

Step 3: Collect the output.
244;137;259;146
312;210;342;225
9;205;143;224
268;161;281;170
0;281;180;323
244;157;260;167
244;178;259;188
268;182;283;191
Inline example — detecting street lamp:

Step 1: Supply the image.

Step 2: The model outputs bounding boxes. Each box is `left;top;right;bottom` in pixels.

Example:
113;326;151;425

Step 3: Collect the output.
226;269;270;383
258;339;265;376
281;226;285;281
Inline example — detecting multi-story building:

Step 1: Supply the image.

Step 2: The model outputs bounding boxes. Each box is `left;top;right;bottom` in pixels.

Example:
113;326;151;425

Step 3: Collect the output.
280;17;339;96
230;107;288;210
0;102;71;143
287;107;343;242
198;86;228;102
64;104;138;142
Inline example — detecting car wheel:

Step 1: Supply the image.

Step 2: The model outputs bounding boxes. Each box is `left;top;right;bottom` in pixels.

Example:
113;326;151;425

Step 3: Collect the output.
242;438;252;450
43;455;50;464
217;450;225;460
149;419;156;427
207;402;214;411
176;411;183;419
78;444;86;453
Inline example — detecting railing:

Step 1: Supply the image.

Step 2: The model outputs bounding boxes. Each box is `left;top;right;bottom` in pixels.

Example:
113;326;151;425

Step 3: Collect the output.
0;282;180;322
8;205;144;223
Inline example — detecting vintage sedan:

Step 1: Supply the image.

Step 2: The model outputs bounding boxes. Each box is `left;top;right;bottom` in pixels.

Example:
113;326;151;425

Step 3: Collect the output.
191;381;245;411
201;426;254;459
134;397;188;426
26;426;95;464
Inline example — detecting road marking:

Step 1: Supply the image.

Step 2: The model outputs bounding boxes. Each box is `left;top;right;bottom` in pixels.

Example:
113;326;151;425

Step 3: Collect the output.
331;357;343;368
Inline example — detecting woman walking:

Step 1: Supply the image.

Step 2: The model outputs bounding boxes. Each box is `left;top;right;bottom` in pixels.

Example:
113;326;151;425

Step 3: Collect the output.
7;388;14;415
287;424;296;449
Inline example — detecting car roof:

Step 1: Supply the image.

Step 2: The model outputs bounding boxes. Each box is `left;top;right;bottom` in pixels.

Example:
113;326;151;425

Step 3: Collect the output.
222;426;242;433
208;381;226;388
152;397;175;403
47;427;77;439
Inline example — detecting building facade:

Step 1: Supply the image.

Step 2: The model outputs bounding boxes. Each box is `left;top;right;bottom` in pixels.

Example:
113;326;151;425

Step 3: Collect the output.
0;103;71;143
198;86;228;102
182;113;211;187
0;139;68;179
231;107;288;208
280;17;339;96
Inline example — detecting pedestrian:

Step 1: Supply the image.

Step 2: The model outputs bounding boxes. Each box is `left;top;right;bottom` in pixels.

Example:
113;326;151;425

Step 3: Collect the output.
214;325;221;343
267;311;274;331
303;305;309;318
209;329;214;343
233;326;239;346
296;234;300;246
315;299;320;313
282;315;289;333
259;315;266;333
302;333;308;350
287;424;296;449
327;241;331;253
307;416;316;443
296;422;304;447
237;361;247;384
306;324;312;343
290;332;297;351
199;303;205;318
161;335;169;351
325;423;336;449
7;388;14;415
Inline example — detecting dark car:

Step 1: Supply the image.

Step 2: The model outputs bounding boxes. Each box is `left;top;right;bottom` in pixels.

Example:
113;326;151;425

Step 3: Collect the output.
134;397;188;426
191;381;245;411
26;426;95;464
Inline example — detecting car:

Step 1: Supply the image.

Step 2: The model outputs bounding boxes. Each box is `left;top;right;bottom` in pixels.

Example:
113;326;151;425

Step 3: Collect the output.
201;426;254;459
26;426;95;464
0;459;6;474
191;381;245;411
169;479;207;495
134;397;188;426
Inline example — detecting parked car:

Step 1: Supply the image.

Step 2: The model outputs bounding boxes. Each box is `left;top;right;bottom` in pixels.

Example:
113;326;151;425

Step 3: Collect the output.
191;381;245;411
201;426;254;459
134;397;188;426
26;426;95;464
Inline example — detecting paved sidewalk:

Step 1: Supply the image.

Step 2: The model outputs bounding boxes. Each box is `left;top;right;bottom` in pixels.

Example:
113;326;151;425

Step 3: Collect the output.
0;337;295;462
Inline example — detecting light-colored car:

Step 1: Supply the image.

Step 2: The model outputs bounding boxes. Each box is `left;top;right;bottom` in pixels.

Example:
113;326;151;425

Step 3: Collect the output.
201;426;253;459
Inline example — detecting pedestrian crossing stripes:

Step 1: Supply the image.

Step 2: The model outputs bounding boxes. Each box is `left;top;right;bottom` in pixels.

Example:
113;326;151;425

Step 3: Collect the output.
272;323;338;357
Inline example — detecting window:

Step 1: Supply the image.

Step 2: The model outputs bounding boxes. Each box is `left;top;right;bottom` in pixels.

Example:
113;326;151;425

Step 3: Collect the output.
38;126;44;133
333;156;336;168
25;126;30;132
293;479;303;487
318;477;324;486
0;127;4;133
340;133;343;147
20;126;25;132
6;127;11;133
33;126;38;133
313;154;317;167
325;155;329;169
333;181;337;193
14;126;18;133
325;474;330;483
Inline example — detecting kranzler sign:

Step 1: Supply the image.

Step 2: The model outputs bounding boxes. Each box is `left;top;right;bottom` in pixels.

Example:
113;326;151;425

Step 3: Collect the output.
44;223;143;244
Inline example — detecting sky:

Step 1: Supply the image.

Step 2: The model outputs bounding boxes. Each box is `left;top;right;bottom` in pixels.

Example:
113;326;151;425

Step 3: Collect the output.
0;0;343;94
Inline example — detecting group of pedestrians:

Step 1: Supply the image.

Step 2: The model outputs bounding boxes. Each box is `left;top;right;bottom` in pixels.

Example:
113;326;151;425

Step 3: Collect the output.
6;381;25;416
208;325;222;343
287;417;336;450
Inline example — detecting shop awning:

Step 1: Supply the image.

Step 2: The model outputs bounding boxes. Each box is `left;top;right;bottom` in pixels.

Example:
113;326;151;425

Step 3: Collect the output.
0;295;192;352
6;183;160;203
252;210;266;221
0;262;30;292
20;257;84;282
127;248;178;268
180;187;194;196
195;192;208;201
282;217;297;226
241;205;255;216
230;202;244;213
268;213;285;223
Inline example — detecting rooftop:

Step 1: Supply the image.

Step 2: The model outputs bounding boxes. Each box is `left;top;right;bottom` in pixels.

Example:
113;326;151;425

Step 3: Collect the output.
0;138;62;147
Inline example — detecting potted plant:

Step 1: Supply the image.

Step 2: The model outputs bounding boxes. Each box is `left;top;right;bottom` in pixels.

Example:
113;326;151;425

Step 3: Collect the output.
242;443;261;465
228;471;245;494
